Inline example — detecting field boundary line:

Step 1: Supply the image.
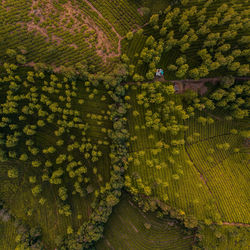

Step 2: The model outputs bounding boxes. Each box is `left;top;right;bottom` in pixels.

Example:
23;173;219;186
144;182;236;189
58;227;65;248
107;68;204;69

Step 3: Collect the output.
221;222;250;227
83;0;122;56
184;146;222;215
185;133;232;146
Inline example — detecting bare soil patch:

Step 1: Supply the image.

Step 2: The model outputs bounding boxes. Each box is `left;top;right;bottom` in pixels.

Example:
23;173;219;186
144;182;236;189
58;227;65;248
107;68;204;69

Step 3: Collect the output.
23;0;120;62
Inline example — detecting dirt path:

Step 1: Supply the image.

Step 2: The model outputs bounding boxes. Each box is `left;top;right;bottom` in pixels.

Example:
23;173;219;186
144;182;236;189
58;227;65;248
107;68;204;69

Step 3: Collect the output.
125;76;250;95
83;0;149;58
184;146;223;216
83;0;122;56
221;222;250;227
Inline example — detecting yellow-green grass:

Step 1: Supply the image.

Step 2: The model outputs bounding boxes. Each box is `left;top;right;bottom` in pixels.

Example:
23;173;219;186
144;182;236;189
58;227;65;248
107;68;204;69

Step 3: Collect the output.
0;220;17;250
96;193;194;250
126;85;219;221
126;84;249;224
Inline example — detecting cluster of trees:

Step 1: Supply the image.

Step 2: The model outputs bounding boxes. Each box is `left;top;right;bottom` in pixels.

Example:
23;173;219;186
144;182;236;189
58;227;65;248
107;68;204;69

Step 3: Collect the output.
123;2;249;80
194;76;249;119
163;3;249;79
58;65;130;249
129;192;199;231
0;54;111;218
135;81;190;135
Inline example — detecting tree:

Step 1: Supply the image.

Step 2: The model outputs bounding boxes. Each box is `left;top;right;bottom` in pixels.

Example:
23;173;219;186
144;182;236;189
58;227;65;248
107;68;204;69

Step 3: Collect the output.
189;68;200;79
198;65;209;77
238;64;249;76
146;71;154;80
228;62;240;71
149;14;159;26
160;27;167;36
126;32;133;41
145;36;155;47
176;57;186;66
59;187;68;201
106;193;119;207
19;153;28;161
67;226;73;235
6;49;17;58
239;36;250;44
176;64;189;78
16;55;26;64
32;160;41;168
31;185;42;196
168;65;177;71
8;168;18;178
180;43;190;52
29;176;36;183
184;216;198;229
198;116;207;126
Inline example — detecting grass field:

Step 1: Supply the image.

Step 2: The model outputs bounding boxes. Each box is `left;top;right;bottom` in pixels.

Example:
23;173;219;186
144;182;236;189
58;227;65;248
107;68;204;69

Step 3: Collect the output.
0;65;114;248
96;193;194;249
125;82;249;224
185;114;250;223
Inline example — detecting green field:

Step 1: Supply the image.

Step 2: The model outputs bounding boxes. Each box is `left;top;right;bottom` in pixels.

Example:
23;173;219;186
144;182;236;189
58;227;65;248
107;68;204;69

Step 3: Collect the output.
185;116;250;223
125;82;249;224
96;193;194;250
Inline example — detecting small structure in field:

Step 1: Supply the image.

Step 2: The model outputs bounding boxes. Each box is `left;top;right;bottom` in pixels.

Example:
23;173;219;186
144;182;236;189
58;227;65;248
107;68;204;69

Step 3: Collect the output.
156;68;164;77
173;82;183;93
174;83;179;92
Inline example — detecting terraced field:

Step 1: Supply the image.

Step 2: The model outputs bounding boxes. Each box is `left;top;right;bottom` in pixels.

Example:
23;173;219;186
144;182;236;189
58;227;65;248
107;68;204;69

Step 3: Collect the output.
87;0;144;36
125;82;249;224
96;194;194;250
0;0;143;71
185;114;250;223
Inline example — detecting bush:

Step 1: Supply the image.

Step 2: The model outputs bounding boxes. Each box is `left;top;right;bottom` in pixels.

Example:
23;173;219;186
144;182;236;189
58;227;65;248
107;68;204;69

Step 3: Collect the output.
16;55;26;64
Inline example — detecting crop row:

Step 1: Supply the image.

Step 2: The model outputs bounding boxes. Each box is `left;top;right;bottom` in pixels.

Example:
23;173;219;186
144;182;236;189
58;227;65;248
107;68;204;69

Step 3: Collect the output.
88;0;144;36
96;195;193;249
